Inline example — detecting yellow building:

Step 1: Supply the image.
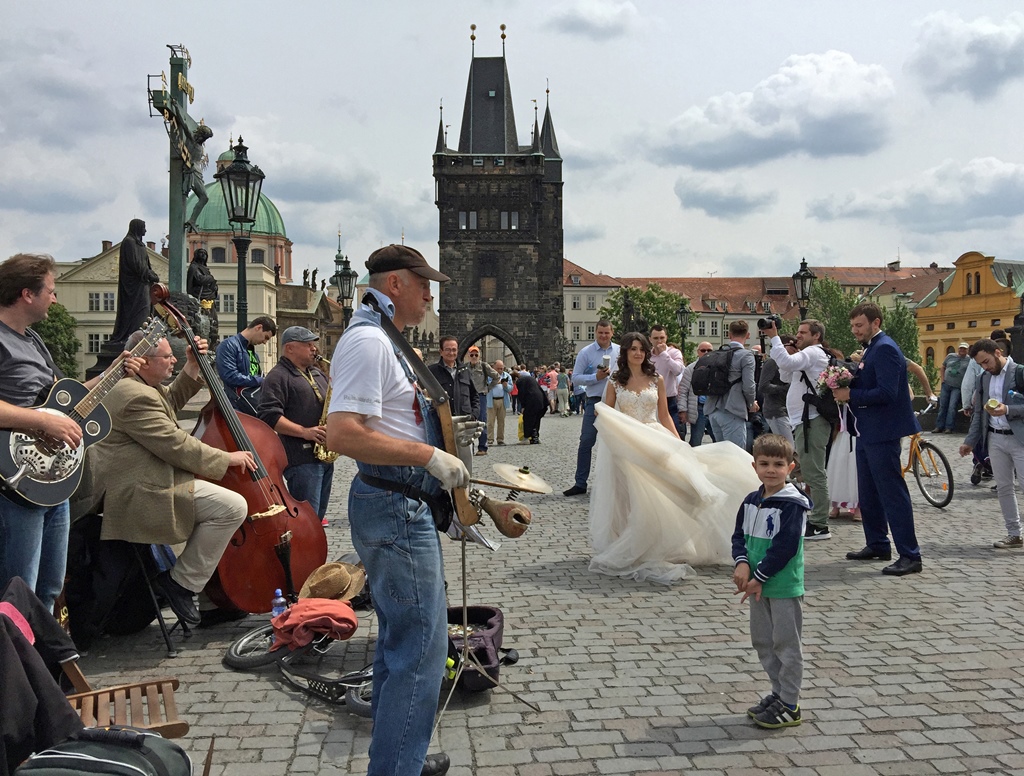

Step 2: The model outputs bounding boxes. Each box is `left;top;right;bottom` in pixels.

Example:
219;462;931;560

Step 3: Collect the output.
916;251;1021;365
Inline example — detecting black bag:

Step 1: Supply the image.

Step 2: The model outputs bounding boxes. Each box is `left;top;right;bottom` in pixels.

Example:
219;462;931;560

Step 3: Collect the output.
447;606;518;693
15;727;192;776
690;346;740;397
799;348;841;426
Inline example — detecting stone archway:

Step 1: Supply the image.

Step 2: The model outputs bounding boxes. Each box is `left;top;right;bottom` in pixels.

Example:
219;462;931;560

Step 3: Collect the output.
460;323;525;366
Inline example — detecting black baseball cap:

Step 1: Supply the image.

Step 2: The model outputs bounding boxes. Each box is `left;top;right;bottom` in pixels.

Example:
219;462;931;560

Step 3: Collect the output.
365;244;449;282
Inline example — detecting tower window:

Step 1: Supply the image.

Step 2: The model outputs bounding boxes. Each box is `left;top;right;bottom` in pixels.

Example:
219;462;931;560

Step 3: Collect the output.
212;247;226;263
472;158;484;167
500;211;519;230
479;255;497;300
494;158;504;167
459;211;478;230
251;248;265;265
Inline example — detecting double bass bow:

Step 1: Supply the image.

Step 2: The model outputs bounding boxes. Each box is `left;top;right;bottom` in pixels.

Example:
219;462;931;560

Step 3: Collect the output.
151;286;327;613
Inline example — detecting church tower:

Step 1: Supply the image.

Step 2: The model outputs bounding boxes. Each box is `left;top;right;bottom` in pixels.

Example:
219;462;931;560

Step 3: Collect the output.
433;26;564;365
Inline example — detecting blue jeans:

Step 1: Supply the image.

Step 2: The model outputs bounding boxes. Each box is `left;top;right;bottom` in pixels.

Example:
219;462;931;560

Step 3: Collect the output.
0;496;70;612
284;462;334;520
689;404;713;447
709;408;748;450
348;466;447;776
667;395;686;440
573;398;601;489
476;398;488;450
935;384;961;431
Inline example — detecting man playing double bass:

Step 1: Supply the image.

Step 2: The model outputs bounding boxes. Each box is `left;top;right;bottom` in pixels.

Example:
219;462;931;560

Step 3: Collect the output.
326;244;467;776
73;331;256;627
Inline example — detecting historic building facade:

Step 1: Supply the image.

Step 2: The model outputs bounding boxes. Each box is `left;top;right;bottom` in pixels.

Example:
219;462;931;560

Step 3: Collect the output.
433;47;564;366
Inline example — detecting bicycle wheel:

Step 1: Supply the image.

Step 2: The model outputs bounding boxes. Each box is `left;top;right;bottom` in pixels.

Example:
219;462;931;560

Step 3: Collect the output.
344;677;374;718
913;440;954;508
223;623;283;669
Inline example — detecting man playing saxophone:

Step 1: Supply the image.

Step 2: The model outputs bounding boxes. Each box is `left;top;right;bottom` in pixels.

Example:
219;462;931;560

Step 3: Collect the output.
258;326;333;527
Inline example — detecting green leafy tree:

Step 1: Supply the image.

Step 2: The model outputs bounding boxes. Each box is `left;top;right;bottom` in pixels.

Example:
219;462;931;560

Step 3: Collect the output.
32;302;80;380
806;276;860;359
885;298;931;395
597;284;693;347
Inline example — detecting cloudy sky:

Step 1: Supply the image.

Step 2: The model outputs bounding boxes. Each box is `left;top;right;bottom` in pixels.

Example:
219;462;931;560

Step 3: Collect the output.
3;1;1024;282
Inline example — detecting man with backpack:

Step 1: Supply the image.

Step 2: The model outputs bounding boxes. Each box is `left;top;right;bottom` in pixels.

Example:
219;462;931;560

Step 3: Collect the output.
765;318;832;540
700;320;758;451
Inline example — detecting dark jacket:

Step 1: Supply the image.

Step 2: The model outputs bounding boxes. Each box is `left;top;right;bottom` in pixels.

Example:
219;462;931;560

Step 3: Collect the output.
848;331;920;443
216;332;263;409
757;358;790;420
427;359;478;417
514;373;547;411
258;357;330;467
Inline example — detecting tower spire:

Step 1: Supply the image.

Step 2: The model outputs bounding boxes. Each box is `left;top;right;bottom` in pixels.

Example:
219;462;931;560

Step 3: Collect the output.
435;100;446;153
470;23;476;56
500;23;506;57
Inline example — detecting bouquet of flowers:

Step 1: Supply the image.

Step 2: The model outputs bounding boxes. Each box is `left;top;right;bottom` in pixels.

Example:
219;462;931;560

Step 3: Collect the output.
817;364;854;402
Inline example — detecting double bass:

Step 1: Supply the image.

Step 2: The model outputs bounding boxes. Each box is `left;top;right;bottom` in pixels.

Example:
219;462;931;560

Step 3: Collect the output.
152;287;327;613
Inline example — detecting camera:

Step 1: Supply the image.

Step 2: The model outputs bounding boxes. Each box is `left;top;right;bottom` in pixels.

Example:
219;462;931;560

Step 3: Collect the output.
757;314;782;331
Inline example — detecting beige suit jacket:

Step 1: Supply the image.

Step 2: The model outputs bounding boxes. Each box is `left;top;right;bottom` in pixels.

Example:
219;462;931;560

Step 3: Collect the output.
73;371;232;544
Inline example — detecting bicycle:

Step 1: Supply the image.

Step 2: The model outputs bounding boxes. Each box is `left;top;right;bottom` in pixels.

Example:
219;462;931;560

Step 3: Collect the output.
902;401;954;508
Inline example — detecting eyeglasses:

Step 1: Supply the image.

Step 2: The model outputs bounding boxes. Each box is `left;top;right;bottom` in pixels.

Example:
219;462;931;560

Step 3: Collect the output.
468;353;479;357
698;348;713;354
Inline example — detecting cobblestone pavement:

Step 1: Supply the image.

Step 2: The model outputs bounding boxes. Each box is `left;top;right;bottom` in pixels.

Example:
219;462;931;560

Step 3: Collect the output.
80;414;1024;775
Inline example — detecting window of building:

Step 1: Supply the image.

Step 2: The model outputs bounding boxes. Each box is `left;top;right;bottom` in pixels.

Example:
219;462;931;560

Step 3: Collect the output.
479;255;497;301
571;295;580;310
88;333;101;353
251;248;265;265
709;300;717;311
212;247;226;263
570;275;581;286
926;324;934;331
946;322;955;329
586;295;596;310
968;320;977;328
499;211;520;230
586;324;595;340
925;347;934;364
710;320;719;336
698;320;707;336
571;324;581;340
459;211;478;230
992;319;1001;327
494;158;504;167
975;271;981;293
966;274;973;295
103;292;115;312
946;346;955;355
220;294;236;314
88;292;100;312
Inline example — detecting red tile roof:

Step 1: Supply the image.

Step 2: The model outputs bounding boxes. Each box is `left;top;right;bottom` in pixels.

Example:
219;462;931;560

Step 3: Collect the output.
563;259;624;288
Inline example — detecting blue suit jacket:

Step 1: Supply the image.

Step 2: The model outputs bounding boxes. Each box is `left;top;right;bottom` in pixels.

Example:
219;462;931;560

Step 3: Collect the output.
848;332;920;443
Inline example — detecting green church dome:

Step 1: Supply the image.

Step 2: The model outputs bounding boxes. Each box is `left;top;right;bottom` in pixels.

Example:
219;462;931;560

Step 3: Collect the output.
187;180;287;238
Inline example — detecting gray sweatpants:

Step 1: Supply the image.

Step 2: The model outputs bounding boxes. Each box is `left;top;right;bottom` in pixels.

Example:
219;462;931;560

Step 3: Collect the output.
749;595;803;706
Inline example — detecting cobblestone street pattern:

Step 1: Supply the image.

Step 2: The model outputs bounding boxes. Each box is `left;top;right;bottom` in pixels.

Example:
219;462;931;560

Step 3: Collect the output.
80;415;1024;775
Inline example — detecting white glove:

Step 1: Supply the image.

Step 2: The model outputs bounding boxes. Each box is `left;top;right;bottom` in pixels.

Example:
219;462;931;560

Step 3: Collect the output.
425;448;470;491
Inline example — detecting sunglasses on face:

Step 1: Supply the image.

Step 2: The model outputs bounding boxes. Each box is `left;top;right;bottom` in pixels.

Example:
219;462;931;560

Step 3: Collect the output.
698;348;712;354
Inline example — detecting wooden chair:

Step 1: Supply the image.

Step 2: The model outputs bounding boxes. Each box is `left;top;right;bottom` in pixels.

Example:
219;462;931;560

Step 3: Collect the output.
62;659;189;739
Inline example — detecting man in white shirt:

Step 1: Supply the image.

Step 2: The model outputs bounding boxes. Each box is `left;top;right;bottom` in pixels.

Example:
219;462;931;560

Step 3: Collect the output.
764;318;832;541
326;244;465;776
959;338;1024;549
650;324;685;439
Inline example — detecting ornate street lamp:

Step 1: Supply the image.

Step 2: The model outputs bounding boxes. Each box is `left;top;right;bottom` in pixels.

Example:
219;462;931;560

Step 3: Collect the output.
792;257;816;320
331;239;359;329
214;136;264;332
675;297;694;354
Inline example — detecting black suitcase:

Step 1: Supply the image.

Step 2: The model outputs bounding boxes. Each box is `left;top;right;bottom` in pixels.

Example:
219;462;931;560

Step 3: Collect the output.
447;605;517;693
16;727;192;776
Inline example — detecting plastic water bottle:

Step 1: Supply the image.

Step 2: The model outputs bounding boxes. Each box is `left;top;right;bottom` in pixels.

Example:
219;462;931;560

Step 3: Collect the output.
271;589;287;621
1009;390;1021;402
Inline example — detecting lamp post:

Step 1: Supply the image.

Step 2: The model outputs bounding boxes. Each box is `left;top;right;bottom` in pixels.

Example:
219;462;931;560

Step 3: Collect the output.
214;136;264;333
675;297;694;356
331;240;358;329
792;257;816;320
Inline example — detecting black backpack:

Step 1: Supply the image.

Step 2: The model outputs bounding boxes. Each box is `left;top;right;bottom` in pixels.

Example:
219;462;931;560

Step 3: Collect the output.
798;346;841;426
16;727;192;776
691;345;740;397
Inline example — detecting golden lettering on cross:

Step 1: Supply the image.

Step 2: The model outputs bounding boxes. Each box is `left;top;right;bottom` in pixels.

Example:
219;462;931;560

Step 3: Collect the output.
176;72;194;104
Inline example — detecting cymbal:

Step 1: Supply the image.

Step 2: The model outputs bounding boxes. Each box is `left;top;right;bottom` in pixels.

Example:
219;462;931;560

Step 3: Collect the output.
491;463;552;494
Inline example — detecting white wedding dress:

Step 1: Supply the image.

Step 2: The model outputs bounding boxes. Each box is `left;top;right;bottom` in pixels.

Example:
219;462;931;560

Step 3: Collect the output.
589;382;761;585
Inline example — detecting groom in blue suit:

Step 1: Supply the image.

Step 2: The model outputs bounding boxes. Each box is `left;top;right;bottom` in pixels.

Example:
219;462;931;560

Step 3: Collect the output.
832;302;922;576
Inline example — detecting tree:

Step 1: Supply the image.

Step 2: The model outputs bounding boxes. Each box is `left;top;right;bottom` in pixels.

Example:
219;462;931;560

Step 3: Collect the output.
32;302;80;380
597;284;692;346
885;298;931;395
806;276;860;359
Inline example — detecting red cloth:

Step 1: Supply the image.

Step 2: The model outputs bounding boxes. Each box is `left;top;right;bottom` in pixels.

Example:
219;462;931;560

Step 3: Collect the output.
0;602;33;644
269;598;358;652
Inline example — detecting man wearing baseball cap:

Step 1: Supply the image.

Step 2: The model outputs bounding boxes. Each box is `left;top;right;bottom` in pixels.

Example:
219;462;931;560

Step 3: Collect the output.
935;342;970;434
465;344;498;455
325;244;460;776
258;326;333;526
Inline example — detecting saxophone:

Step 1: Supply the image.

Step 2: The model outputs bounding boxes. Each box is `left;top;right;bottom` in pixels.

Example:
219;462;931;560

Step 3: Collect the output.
313;354;339;463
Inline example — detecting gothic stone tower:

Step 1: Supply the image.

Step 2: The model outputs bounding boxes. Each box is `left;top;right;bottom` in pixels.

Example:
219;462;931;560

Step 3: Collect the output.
433;45;563;366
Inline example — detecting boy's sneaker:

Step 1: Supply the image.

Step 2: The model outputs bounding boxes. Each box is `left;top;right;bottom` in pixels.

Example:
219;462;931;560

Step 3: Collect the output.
993;535;1023;549
805;525;831;541
753;698;802;729
746;692;779;719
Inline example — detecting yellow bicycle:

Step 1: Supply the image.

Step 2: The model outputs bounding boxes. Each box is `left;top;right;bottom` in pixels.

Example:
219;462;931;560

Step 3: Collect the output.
902;402;954;508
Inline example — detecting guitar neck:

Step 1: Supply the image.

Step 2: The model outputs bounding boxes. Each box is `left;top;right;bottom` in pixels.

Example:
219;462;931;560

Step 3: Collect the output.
68;329;165;421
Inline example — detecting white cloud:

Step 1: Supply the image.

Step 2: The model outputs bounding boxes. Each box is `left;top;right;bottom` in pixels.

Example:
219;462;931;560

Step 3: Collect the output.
907;12;1024;101
673;174;777;220
808;157;1024;232
548;1;638;40
644;51;895;169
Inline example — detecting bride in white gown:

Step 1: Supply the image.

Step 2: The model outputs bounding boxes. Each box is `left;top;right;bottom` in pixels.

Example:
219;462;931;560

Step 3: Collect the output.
589;333;760;585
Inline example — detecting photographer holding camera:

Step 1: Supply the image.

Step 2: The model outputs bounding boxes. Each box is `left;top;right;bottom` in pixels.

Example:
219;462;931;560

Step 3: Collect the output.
763;316;833;541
